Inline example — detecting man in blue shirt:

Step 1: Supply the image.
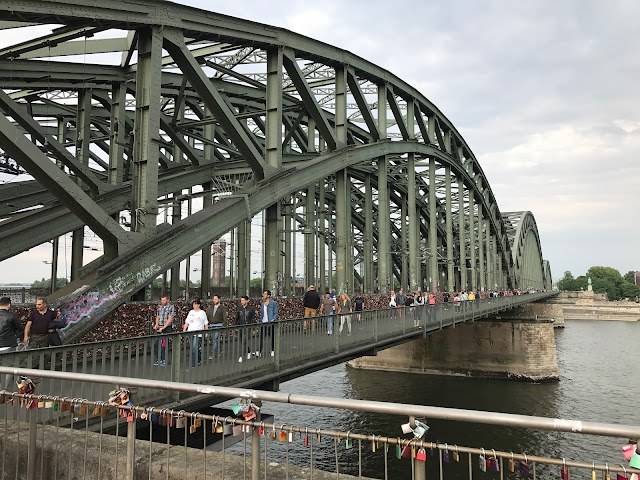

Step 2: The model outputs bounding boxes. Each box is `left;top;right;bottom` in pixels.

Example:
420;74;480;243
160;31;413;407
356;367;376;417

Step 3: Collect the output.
258;290;278;357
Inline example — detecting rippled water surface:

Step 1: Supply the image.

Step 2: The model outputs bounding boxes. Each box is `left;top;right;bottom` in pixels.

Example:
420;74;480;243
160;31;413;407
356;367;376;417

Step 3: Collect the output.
231;321;640;479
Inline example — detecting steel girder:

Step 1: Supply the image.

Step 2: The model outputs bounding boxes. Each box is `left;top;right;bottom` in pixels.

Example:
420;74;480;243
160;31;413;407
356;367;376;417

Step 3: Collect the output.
0;0;551;343
502;211;546;290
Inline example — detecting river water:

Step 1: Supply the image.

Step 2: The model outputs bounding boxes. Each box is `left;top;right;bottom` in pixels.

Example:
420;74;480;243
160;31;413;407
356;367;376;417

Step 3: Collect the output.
248;320;639;479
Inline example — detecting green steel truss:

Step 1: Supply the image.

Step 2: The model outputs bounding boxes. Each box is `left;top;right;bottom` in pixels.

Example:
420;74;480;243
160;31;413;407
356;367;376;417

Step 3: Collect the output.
0;0;551;342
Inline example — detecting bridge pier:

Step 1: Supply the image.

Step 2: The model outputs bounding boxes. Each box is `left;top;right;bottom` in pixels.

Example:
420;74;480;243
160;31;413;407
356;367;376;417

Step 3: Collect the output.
349;316;559;382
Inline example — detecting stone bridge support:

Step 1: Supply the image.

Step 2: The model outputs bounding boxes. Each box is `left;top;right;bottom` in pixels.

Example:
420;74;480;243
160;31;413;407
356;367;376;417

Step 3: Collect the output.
349;317;559;381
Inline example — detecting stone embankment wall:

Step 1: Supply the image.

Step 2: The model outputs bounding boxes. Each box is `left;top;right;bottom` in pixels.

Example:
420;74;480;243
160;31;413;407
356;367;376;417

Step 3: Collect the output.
547;291;640;322
0;421;370;480
349;319;559;382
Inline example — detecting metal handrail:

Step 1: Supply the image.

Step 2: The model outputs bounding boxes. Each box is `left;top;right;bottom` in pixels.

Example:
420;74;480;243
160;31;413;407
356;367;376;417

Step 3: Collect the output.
1;365;638;440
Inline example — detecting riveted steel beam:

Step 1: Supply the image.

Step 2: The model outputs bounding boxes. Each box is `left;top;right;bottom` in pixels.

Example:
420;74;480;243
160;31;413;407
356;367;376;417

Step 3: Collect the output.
162;28;272;180
282;49;339;151
0;113;135;254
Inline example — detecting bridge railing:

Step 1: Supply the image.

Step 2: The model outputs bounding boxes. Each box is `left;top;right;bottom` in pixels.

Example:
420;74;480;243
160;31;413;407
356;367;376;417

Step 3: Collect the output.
0;292;556;406
0;364;637;480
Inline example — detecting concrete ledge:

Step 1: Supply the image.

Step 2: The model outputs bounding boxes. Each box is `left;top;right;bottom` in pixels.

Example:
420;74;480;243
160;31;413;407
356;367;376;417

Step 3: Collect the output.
0;420;372;479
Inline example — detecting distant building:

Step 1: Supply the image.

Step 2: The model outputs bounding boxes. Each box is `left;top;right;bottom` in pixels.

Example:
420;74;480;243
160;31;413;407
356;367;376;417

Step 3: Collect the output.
635;272;640;286
211;240;227;287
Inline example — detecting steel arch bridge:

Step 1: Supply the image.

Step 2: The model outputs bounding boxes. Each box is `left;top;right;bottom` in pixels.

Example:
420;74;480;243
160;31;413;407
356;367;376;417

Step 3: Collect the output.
0;0;552;343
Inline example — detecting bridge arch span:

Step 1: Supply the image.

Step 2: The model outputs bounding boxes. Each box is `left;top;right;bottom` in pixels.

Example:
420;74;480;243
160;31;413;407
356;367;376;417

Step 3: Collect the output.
0;0;552;342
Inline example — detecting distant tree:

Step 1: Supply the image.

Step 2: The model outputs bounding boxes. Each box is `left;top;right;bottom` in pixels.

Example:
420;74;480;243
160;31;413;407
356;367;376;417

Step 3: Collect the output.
557;271;575;291
31;277;68;289
621;282;640;300
250;278;262;288
624;270;636;284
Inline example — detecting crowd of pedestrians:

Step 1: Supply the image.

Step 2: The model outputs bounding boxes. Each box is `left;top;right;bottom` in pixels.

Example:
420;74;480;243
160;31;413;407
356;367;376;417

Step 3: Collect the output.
0;287;543;368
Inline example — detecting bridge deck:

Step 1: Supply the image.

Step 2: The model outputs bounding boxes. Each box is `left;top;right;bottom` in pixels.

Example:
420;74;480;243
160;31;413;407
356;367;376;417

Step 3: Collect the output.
0;293;555;412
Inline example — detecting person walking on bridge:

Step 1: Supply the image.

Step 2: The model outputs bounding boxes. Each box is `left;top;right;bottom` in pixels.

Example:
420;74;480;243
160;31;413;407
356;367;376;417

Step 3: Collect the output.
337;292;353;336
235;296;256;362
258;290;278;357
320;292;337;335
0;297;22;354
302;285;320;331
205;295;228;356
0;297;23;391
23;297;58;349
153;294;175;366
182;298;208;367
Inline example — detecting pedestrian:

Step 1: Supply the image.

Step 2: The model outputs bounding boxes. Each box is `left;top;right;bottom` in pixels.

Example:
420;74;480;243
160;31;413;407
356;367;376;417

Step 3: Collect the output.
396;289;406;319
353;293;365;322
320;292;337;335
24;297;58;349
205;294;228;356
302;285;320;331
337;292;353;336
259;290;278;357
427;293;436;323
182;298;208;367
413;291;424;327
235;296;256;363
0;297;23;390
153;294;175;366
389;290;397;308
453;293;461;312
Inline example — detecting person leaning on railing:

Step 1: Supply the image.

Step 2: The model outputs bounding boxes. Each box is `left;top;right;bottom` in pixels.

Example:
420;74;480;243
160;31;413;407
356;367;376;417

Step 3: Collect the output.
205;295;228;356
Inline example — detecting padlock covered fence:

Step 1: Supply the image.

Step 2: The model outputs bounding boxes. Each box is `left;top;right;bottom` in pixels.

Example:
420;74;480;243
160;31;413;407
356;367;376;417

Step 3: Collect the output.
0;367;639;480
0;292;557;409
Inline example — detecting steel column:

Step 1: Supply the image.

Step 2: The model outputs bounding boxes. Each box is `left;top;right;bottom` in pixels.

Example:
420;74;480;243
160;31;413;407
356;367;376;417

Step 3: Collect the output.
318;181;326;293
408;154;418;292
131;27;162;237
363;174;374;293
304;184;316;287
200;183;213;298
70;87;91;280
237;220;249;297
458;179;467;291
400;197;408;290
428;158;437;293
282;197;292;296
478;204;485;292
469;191;476;290
335;169;348;293
266;48;283;169
445;166;454;292
264;203;281;295
485;220;492;291
377;84;390;292
108;82;126;185
170;192;181;300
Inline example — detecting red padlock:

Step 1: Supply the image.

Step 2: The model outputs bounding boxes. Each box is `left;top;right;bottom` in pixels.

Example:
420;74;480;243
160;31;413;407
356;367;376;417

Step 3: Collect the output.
561;459;570;480
416;448;427;462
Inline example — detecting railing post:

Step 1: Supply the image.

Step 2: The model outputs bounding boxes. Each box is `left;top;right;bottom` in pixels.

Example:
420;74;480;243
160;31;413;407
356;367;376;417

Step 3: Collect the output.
252;411;261;480
26;407;37;480
171;333;181;402
334;316;340;354
274;323;281;371
374;310;379;342
126;416;136;480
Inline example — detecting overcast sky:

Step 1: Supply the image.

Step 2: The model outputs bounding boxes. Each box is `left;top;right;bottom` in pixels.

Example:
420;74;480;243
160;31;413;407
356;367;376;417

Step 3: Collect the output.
1;0;638;284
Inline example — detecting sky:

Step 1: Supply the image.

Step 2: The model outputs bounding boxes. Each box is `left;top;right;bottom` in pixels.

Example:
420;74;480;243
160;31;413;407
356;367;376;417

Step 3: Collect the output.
1;0;639;284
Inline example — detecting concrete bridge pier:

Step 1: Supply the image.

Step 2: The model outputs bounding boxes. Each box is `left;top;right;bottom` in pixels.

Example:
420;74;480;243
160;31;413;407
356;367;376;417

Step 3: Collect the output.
349;315;560;382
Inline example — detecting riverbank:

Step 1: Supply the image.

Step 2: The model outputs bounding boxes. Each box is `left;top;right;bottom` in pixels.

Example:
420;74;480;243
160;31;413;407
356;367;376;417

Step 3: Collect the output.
546;291;640;322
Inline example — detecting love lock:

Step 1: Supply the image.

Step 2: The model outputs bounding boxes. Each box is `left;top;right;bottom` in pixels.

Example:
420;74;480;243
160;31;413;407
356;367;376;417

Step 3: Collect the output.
416;447;427;462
